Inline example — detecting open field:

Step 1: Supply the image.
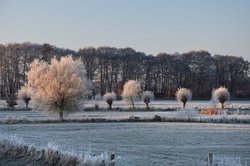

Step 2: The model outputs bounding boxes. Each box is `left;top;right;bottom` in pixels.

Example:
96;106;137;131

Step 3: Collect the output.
1;100;250;124
1;100;250;165
1;122;250;165
1;99;250;110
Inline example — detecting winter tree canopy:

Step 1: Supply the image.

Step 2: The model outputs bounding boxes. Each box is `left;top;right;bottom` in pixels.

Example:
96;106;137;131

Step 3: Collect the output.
26;55;91;120
213;86;230;109
141;91;154;110
0;43;249;99
122;80;141;109
103;92;116;110
175;88;192;108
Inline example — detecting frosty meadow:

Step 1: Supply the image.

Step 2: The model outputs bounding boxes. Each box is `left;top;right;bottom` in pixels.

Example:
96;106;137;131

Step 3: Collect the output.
0;45;250;166
1;0;250;165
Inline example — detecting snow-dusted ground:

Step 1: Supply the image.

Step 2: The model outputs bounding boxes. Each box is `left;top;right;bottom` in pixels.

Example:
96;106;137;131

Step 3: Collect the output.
1;99;249;122
1;99;249;110
0;100;250;121
0;100;250;165
0;134;114;166
1;122;250;165
86;99;250;110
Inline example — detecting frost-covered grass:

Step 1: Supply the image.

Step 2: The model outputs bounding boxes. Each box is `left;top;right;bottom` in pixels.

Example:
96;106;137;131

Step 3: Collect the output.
0;99;250;124
210;154;247;166
0;110;250;124
0;134;115;166
1;122;249;165
84;99;250;110
1;99;250;110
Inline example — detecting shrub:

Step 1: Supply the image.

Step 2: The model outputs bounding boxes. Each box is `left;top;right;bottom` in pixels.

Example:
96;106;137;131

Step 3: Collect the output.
6;98;17;108
200;108;218;115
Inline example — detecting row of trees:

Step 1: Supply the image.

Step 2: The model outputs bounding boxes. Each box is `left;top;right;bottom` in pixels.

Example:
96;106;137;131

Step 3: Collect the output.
1;42;249;99
18;59;230;120
103;82;229;111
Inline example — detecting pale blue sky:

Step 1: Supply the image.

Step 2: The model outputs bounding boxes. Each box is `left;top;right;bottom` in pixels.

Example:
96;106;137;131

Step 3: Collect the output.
0;0;250;60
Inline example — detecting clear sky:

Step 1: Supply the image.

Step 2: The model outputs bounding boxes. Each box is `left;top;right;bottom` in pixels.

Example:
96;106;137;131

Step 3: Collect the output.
0;0;250;60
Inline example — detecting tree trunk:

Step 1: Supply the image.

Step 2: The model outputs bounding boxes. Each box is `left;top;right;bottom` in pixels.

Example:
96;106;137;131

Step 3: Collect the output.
107;99;113;110
146;103;149;110
183;102;186;108
130;96;135;109
144;98;150;110
108;104;112;110
59;109;64;121
221;102;224;109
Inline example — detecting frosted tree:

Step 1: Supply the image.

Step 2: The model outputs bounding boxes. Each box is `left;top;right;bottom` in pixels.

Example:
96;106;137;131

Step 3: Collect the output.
213;86;230;109
122;80;141;109
94;94;101;109
141;91;154;110
210;89;216;108
17;86;32;109
26;56;91;120
103;92;116;110
175;88;192;108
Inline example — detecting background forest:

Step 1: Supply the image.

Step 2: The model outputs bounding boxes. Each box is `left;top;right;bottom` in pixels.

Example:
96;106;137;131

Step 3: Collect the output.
0;42;249;99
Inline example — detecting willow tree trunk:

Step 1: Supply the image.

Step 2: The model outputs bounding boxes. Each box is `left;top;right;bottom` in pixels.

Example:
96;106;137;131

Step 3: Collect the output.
130;96;135;109
183;101;186;108
221;102;224;109
144;98;150;110
59;109;64;121
107;99;113;110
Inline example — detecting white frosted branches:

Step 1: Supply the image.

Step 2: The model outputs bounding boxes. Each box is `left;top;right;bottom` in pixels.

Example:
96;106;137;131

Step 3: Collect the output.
103;92;116;110
122;80;141;109
141;91;154;110
26;55;91;120
213;86;230;109
175;88;192;108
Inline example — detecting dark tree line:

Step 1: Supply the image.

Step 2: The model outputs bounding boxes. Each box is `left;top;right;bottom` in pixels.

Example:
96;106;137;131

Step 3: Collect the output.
0;42;249;99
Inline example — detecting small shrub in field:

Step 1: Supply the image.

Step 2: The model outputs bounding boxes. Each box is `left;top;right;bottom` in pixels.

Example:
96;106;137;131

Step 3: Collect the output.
6;98;17;108
94;94;101;109
141;91;154;110
18;86;32;109
213;86;230;109
200;108;218;115
103;92;116;110
175;88;192;108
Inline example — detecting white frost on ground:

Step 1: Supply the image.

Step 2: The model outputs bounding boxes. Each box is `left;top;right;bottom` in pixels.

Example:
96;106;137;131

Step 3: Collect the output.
0;133;115;166
85;99;250;110
1;123;249;165
211;154;247;166
0;100;250;124
1;99;250;110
